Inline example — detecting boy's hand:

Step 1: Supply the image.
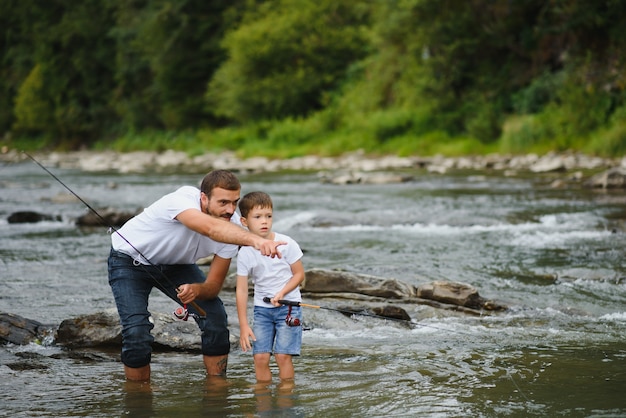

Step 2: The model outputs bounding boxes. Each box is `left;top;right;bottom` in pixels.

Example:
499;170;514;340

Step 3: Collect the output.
239;324;256;352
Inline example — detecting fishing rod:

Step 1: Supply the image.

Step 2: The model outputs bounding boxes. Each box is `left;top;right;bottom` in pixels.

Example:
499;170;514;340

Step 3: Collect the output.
264;297;511;337
263;297;428;328
23;151;206;318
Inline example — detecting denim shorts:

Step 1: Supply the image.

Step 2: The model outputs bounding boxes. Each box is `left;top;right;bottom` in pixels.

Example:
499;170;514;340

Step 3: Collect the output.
107;248;230;368
252;305;302;356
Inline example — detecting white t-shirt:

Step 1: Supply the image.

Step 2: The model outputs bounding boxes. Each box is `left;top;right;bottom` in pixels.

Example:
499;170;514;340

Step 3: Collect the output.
111;186;240;264
237;232;303;307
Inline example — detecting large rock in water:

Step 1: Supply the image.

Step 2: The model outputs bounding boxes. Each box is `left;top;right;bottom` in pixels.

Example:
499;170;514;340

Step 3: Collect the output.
302;268;417;299
75;207;139;227
54;309;205;351
0;312;54;344
585;167;626;189
301;268;506;311
416;281;496;311
7;211;61;223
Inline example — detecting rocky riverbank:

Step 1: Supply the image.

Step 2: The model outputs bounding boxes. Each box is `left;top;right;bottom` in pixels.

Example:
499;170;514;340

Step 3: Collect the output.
3;148;626;188
0;148;622;173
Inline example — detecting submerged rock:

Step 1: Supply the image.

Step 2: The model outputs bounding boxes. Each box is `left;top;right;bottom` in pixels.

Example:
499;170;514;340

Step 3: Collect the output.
585;167;626;189
75;207;140;227
0;312;54;345
7;211;61;223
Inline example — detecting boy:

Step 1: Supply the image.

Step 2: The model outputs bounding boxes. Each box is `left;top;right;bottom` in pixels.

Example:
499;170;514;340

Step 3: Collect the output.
236;191;305;383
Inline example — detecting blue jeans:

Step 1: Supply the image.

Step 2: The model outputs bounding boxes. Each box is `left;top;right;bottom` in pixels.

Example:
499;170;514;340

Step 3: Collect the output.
252;305;302;356
107;248;230;368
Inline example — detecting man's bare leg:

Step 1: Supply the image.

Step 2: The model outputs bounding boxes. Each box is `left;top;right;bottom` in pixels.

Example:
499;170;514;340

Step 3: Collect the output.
124;364;150;381
203;354;228;376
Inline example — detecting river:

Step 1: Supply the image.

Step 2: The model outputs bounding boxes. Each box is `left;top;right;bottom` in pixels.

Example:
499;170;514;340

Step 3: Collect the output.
1;157;625;417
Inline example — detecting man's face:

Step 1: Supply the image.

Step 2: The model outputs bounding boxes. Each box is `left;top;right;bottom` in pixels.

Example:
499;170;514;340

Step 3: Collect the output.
204;187;240;221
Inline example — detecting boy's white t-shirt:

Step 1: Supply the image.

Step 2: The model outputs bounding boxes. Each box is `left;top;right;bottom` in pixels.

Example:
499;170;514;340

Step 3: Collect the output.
237;232;303;307
111;186;240;264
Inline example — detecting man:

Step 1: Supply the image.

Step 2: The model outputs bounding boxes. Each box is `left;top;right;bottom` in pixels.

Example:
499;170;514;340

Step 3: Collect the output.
108;170;285;381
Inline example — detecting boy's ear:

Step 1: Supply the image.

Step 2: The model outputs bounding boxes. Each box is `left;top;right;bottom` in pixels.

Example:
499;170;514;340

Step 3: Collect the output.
240;216;248;227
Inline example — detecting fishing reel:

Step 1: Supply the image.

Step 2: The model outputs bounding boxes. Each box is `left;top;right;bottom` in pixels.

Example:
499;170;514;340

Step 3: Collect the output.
285;305;301;327
173;304;198;321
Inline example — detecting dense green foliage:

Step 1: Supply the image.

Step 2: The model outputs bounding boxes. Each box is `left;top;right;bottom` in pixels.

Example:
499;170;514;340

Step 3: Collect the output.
2;0;625;157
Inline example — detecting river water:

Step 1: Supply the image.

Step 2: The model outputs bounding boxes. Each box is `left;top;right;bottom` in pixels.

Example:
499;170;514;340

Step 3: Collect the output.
1;158;625;417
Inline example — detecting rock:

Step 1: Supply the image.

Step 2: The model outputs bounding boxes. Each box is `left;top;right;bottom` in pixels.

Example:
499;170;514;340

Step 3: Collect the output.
5;352;51;371
302;268;417;299
318;171;414;185
335;304;412;324
54;309;214;352
55;310;122;348
1;312;53;345
301;269;506;311
416;281;505;311
75;207;140;227
371;305;412;321
196;255;214;265
529;154;567;173
7;211;61;223
1;150;620;176
585;167;626;189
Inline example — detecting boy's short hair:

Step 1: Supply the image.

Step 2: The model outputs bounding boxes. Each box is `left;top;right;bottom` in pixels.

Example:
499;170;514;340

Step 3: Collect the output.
239;191;273;217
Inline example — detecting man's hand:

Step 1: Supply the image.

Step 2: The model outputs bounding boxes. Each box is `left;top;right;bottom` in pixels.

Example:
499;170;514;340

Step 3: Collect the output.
177;284;198;304
254;238;287;258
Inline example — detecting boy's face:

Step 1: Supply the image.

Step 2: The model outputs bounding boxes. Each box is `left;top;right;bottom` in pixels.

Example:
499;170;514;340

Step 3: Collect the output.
241;205;273;238
203;187;240;221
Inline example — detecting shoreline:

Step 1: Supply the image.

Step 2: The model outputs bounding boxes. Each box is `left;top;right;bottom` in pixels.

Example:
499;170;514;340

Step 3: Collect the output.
2;148;624;175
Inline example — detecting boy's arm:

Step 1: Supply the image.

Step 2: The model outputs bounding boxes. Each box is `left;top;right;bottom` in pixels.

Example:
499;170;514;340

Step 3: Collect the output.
236;274;255;352
271;259;305;304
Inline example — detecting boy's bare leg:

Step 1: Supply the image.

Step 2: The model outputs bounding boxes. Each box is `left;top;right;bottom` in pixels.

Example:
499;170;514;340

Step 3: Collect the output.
275;354;294;380
253;353;272;382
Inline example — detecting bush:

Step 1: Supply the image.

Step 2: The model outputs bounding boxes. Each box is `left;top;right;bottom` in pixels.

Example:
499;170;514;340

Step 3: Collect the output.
499;115;549;154
585;105;626;156
12;64;53;134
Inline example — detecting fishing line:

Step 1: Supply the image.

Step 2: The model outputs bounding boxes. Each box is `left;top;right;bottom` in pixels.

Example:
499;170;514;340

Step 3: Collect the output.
23;151;206;318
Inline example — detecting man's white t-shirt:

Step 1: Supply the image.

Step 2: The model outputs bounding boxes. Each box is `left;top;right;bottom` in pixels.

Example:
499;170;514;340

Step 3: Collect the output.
111;186;240;264
237;232;303;307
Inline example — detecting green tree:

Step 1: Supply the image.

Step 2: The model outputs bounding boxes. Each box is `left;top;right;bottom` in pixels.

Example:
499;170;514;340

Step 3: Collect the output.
206;0;371;122
9;0;118;145
112;0;247;132
13;64;53;133
0;0;49;137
